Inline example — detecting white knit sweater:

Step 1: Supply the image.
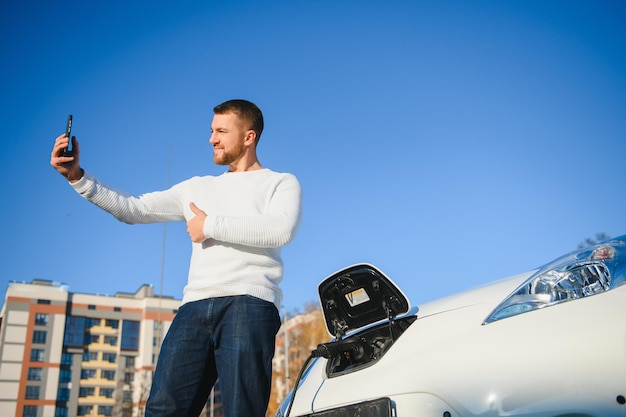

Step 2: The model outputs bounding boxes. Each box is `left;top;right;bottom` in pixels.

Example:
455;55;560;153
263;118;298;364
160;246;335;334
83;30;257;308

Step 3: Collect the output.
71;168;302;308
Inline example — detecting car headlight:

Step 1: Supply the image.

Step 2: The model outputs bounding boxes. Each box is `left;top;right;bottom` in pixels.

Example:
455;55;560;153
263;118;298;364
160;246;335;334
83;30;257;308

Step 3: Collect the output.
484;235;626;324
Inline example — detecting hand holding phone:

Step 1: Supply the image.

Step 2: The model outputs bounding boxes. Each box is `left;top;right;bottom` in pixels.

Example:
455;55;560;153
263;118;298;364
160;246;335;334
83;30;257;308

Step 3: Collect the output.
63;114;73;156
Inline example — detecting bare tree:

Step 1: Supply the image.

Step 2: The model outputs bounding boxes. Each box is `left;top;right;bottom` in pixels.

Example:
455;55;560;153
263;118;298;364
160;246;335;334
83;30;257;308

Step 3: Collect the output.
267;305;327;417
577;233;611;249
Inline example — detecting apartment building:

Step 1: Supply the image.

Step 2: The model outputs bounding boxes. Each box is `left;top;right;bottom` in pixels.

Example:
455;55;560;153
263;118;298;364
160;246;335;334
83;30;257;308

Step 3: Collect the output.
0;279;180;417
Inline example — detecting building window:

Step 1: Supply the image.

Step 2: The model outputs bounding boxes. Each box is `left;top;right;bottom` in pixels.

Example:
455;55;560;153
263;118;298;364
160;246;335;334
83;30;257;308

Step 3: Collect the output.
88;305;96;310
57;387;70;401
35;313;49;326
37;299;51;304
82;351;98;362
25;386;40;399
64;316;86;348
114;307;122;312
61;352;73;365
59;369;72;383
80;369;97;380
85;317;99;328
101;370;116;381
55;406;68;417
30;348;45;362
124;372;134;383
84;334;99;344
23;405;38;417
103;335;118;346
121;320;140;351
102;352;116;363
123;390;132;402
79;387;95;397
124;356;135;368
32;330;47;344
105;319;119;329
100;388;114;398
77;406;92;416
27;368;42;381
98;406;113;416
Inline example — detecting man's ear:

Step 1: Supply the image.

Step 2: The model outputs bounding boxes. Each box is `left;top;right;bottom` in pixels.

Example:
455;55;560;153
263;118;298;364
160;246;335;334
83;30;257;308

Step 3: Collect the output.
244;130;257;145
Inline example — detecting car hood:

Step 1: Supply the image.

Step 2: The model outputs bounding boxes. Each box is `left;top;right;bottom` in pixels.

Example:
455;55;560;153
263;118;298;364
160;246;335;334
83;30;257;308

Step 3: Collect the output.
414;270;536;320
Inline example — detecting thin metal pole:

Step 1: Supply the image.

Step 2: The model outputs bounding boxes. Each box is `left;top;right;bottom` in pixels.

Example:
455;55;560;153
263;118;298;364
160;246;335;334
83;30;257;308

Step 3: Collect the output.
284;306;290;395
156;145;172;357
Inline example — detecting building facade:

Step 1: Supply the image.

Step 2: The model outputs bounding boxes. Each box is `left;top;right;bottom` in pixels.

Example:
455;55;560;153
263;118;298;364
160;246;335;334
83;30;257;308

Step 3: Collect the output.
0;279;180;417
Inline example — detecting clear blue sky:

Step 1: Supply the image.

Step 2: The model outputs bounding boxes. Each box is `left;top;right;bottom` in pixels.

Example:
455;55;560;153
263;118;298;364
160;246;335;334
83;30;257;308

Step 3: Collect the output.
1;0;625;313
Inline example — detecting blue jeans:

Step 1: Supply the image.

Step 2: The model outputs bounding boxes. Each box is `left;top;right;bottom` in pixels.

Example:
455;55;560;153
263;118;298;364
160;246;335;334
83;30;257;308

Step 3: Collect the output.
145;295;281;417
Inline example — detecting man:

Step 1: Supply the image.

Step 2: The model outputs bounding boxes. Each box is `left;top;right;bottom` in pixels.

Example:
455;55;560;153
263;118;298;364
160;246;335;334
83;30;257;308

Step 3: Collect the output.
50;99;303;417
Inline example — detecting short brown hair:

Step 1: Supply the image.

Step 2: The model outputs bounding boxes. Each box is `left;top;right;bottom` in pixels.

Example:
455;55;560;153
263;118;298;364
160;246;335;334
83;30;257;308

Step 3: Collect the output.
213;99;264;143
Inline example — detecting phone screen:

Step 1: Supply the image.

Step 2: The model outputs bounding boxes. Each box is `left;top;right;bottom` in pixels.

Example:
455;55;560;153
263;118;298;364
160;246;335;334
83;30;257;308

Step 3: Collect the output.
64;114;73;155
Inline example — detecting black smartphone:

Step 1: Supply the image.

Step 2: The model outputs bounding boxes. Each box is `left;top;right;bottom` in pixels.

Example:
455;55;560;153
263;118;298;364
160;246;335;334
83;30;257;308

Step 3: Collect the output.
63;114;73;156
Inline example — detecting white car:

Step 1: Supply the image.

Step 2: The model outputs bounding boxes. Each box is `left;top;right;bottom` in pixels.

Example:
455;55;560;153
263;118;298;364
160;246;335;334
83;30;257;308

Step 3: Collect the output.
278;235;626;417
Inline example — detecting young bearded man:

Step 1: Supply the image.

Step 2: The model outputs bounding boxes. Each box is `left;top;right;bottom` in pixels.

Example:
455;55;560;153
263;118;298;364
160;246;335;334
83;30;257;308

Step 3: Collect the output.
50;99;303;417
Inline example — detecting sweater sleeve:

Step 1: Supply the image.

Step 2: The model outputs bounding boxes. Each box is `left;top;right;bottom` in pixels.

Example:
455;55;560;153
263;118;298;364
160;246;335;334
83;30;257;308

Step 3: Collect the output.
203;173;302;248
70;171;186;224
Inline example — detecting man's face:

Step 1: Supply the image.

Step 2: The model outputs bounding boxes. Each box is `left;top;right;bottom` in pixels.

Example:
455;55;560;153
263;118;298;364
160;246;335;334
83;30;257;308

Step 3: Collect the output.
209;112;247;166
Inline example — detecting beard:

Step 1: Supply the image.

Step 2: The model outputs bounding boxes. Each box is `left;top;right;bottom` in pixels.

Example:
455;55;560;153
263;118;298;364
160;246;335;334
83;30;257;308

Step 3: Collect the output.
213;140;245;165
